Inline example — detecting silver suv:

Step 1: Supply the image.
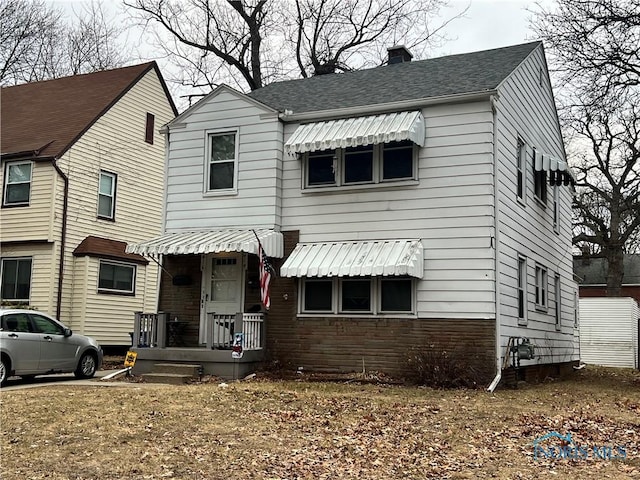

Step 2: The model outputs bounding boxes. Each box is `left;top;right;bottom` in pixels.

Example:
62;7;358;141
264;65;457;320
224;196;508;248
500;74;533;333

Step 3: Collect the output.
0;309;103;386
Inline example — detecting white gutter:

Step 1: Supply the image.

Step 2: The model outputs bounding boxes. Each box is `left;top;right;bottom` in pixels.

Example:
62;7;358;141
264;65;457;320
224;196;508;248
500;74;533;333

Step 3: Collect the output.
279;90;497;123
488;94;502;393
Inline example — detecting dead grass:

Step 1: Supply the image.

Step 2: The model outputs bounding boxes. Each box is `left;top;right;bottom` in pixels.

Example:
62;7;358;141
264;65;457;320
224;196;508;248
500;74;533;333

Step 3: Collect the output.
1;366;639;479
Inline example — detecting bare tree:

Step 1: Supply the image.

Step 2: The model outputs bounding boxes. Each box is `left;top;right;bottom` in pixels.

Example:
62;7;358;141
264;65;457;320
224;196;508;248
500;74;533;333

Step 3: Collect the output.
125;0;460;92
0;0;130;85
291;0;451;77
531;0;640;294
531;0;640;101
570;94;640;294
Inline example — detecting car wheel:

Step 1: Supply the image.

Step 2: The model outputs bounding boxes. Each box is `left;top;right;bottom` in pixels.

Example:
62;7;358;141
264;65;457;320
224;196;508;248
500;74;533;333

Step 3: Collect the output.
0;357;8;387
75;352;97;379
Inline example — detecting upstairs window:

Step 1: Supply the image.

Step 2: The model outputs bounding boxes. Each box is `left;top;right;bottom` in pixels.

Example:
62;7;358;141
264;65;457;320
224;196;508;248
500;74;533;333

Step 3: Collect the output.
308;149;336;186
516;139;526;201
3;161;32;206
145;112;155;145
207;131;237;192
98;171;117;220
304;141;417;189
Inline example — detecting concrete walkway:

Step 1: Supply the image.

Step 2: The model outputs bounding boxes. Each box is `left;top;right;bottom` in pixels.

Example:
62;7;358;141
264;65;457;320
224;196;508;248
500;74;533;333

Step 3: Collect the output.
0;369;158;391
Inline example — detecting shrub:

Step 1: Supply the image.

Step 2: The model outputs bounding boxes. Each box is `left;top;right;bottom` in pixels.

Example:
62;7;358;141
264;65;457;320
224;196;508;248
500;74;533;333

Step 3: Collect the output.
406;342;488;389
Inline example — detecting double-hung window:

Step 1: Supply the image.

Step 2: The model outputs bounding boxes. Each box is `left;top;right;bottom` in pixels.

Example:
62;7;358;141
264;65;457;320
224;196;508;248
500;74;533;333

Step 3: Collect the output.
98;260;135;295
98;171;116;220
301;276;414;314
517;255;527;324
535;264;548;309
0;257;32;303
554;274;561;330
3;161;32;206
305;140;417;189
206;130;238;192
516;139;526;202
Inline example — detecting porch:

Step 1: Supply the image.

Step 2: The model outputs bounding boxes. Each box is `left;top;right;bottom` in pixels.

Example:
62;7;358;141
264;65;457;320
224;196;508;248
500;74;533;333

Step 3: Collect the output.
130;312;266;379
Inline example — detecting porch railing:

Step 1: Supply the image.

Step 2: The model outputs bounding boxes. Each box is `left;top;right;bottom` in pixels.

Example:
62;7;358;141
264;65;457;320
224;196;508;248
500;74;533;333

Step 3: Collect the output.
133;311;169;348
206;312;264;350
132;311;263;350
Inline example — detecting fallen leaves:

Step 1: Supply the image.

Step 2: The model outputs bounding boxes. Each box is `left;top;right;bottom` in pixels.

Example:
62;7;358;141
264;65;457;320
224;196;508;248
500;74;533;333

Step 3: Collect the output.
0;367;639;479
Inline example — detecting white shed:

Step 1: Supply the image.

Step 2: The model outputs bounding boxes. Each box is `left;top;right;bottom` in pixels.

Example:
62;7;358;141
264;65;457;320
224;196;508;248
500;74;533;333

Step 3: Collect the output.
579;297;639;368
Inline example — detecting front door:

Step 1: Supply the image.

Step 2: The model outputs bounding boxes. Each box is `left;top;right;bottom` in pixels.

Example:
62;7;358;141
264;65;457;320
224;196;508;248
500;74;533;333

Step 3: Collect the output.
199;253;244;344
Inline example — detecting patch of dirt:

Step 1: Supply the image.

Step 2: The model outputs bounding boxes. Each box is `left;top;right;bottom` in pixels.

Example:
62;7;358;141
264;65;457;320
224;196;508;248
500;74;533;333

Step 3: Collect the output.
2;366;639;479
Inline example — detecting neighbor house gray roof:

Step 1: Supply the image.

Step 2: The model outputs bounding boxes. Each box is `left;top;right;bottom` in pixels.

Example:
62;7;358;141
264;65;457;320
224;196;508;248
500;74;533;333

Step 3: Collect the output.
247;42;541;114
574;255;640;285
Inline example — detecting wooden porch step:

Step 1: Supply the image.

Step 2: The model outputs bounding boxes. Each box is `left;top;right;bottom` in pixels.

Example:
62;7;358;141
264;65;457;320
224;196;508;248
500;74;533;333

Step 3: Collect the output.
141;363;203;384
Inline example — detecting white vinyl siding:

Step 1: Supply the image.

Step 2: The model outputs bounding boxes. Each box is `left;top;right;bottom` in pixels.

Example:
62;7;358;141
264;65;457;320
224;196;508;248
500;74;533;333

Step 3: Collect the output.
283;100;496;319
165;87;282;230
495;45;578;366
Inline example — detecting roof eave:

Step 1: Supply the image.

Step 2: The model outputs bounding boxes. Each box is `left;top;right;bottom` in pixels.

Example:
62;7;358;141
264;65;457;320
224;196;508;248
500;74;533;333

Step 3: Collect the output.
279;89;497;122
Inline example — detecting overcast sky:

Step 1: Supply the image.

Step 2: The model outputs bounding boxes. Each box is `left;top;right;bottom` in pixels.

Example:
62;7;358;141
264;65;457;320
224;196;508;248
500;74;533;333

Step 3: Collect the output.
435;0;544;56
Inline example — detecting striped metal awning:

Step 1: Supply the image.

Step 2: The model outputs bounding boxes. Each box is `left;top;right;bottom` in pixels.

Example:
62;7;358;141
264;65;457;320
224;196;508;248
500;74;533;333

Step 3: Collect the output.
280;240;423;278
533;149;576;185
284;111;425;155
125;229;284;258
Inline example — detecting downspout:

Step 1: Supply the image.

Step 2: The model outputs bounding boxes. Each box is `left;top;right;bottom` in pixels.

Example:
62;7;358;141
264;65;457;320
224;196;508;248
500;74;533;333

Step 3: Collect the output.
52;159;69;321
487;95;502;392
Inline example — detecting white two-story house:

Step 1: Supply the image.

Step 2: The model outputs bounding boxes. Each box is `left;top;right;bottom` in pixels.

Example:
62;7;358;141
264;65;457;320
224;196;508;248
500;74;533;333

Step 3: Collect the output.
128;42;578;386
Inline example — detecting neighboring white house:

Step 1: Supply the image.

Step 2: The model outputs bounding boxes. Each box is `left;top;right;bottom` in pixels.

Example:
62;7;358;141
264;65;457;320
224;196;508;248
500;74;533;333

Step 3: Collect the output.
0;63;177;347
128;42;579;385
579;297;639;369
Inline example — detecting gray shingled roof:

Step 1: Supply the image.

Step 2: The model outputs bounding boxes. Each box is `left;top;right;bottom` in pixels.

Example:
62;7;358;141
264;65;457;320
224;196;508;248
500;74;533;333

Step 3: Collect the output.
247;42;541;114
574;255;640;285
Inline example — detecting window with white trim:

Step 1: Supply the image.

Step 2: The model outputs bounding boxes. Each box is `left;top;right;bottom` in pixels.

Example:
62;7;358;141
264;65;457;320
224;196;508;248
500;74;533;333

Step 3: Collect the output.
0;257;32;302
304;140;417;189
517;255;527;324
516;139;526;202
554;274;561;330
553;186;560;233
3;161;32;206
98;260;135;294
98;171;116;220
206;130;238;192
535;264;548;309
301;276;414;314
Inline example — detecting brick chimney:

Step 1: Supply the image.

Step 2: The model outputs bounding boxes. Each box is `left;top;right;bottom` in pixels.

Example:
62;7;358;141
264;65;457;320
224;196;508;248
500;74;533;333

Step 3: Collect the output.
387;45;413;64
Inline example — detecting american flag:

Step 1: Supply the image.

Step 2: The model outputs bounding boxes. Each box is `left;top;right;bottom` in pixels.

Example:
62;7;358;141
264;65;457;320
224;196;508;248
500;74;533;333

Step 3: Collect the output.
255;233;274;309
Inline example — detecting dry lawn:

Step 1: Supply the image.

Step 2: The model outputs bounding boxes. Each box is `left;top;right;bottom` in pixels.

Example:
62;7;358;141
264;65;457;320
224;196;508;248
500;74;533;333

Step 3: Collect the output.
1;367;639;479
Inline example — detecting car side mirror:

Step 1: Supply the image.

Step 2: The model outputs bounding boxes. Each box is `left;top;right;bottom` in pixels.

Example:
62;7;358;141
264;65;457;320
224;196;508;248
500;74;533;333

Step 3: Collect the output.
63;328;72;337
